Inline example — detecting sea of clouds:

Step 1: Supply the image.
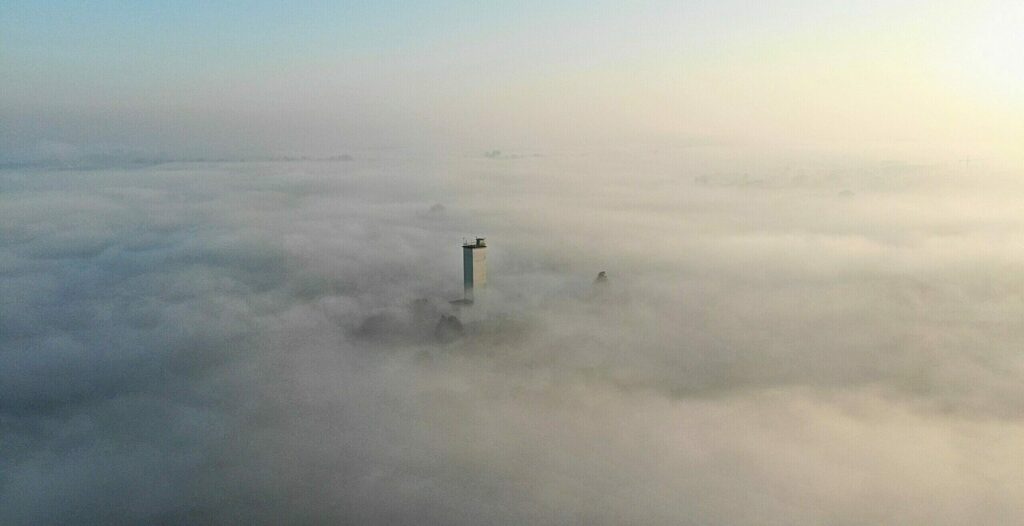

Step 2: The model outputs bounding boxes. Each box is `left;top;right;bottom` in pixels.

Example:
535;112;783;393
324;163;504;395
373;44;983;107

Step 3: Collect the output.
2;151;1024;524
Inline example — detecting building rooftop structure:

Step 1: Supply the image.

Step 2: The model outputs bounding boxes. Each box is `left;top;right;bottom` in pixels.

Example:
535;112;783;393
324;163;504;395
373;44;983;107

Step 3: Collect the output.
463;237;486;248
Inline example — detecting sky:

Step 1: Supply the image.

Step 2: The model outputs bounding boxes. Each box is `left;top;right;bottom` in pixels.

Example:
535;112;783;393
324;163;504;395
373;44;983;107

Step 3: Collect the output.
3;2;1024;525
2;0;1022;161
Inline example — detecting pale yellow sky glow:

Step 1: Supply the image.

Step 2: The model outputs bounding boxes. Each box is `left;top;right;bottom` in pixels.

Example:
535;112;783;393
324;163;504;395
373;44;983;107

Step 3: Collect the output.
373;1;1021;166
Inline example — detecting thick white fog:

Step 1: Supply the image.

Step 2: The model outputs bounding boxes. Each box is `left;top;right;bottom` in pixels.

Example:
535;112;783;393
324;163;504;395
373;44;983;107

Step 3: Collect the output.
3;152;1024;524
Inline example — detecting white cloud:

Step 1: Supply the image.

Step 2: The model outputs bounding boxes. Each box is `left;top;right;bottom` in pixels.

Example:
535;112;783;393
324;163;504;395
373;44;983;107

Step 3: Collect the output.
2;153;1023;524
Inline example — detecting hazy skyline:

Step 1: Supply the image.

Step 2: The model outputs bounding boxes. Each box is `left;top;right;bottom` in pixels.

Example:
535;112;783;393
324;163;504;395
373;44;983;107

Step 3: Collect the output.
3;1;1021;162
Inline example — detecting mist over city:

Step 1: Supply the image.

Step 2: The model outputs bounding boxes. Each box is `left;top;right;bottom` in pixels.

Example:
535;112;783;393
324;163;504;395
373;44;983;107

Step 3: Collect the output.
3;2;1024;525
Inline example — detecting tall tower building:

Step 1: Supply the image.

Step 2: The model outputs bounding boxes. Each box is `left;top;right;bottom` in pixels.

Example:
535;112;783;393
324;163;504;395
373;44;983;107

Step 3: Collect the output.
463;237;487;302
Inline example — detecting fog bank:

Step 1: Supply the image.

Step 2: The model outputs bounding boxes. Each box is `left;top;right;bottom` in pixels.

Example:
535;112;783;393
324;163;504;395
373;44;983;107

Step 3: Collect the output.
3;153;1024;524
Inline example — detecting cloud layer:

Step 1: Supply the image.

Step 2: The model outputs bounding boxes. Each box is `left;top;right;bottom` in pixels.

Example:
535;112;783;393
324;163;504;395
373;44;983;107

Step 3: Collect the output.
2;153;1024;524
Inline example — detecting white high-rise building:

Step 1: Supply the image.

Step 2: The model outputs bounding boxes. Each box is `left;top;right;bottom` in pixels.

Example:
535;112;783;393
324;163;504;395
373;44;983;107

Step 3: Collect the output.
462;237;487;302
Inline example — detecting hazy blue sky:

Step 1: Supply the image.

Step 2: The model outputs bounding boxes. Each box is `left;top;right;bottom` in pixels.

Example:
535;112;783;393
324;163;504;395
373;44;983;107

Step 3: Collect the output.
2;1;1021;161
